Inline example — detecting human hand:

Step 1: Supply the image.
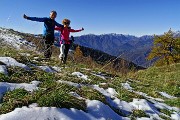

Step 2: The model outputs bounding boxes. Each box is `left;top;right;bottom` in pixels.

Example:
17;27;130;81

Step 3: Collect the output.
23;14;28;19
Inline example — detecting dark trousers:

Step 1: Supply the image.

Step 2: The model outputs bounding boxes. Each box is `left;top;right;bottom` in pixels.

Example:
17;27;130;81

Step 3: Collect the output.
44;44;52;58
43;34;54;58
64;44;71;62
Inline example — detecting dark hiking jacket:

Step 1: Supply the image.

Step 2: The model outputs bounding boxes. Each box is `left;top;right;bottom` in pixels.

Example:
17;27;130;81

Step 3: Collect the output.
26;17;63;36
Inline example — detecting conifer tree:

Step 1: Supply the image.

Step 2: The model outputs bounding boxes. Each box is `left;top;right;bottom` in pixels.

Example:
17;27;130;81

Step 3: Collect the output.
173;37;180;62
147;29;180;66
74;45;83;61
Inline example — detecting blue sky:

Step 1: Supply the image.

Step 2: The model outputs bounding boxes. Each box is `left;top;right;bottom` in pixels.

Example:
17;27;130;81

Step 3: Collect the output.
0;0;180;37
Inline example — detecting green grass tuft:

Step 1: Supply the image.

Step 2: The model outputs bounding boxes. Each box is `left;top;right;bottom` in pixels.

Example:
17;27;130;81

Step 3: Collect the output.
0;89;34;114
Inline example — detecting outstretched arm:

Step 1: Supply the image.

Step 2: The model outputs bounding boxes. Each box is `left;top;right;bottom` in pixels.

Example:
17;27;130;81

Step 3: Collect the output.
23;14;46;22
70;27;84;32
55;21;64;28
55;26;63;31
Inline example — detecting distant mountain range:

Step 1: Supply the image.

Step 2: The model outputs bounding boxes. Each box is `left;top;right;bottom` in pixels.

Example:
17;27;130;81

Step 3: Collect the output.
73;31;180;67
73;34;154;67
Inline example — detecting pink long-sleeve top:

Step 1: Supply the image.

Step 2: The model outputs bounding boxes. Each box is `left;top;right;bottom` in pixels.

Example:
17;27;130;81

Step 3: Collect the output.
55;26;82;44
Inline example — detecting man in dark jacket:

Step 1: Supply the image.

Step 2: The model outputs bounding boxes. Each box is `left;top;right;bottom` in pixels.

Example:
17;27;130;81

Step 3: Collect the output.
23;11;63;59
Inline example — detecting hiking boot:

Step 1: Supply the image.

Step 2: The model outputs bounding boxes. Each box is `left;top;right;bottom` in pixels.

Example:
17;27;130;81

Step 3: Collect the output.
62;59;66;64
60;57;65;64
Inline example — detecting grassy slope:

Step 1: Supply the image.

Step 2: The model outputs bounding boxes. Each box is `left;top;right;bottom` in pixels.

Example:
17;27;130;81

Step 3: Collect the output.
0;45;179;119
127;63;180;107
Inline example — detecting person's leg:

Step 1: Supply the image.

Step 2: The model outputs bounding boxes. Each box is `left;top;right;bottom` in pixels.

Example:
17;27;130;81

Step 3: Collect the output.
44;43;51;58
48;44;53;58
59;44;65;60
44;34;54;59
64;44;70;63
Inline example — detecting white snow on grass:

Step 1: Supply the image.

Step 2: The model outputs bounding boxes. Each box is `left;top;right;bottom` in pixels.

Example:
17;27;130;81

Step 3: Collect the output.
99;83;107;85
122;82;180;119
130;98;180;120
130;99;161;119
91;73;106;80
121;82;164;102
0;28;35;49
135;91;164;102
0;76;179;120
37;66;57;73
0;106;96;120
56;80;133;116
149;99;179;112
72;72;89;80
159;92;177;99
171;112;180;120
121;82;133;91
64;80;179;119
0;100;130;120
91;72;113;80
0;57;30;70
57;80;82;88
92;85;133;115
0;81;40;100
86;99;130;120
52;66;62;72
106;87;118;96
0;51;179;120
69;92;84;99
0;65;8;75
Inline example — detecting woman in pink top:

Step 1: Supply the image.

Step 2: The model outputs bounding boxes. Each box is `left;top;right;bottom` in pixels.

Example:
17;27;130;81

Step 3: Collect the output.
55;18;84;64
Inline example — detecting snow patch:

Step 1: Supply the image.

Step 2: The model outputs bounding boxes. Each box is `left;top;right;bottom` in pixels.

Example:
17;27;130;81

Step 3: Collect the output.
0;100;130;120
121;82;133;91
0;57;30;70
0;65;8;75
57;80;81;88
0;81;40;101
37;66;57;73
72;72;89;80
0;28;36;49
159;92;177;99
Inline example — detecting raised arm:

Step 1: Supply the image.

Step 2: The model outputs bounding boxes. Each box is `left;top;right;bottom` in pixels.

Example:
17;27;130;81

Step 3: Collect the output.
70;27;84;32
23;14;46;22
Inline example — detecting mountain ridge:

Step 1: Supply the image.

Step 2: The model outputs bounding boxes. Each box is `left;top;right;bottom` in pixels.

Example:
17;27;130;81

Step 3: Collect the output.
74;33;154;67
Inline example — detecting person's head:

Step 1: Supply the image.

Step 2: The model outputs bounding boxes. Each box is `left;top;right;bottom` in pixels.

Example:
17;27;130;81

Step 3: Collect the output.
62;19;71;27
50;11;57;20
